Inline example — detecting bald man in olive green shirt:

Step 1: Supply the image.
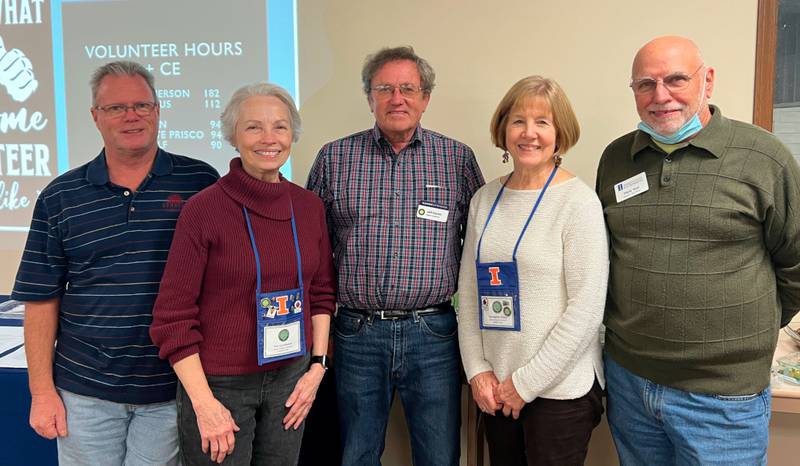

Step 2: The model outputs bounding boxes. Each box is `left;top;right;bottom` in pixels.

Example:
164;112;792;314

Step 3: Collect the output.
596;35;800;466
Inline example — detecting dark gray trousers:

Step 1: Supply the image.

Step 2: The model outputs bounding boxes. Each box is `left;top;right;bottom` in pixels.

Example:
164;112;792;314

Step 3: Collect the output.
177;354;309;465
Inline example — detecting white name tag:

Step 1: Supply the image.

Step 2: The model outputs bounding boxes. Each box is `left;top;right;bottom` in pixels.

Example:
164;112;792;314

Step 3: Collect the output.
263;320;301;359
416;203;449;223
614;172;649;203
480;295;517;329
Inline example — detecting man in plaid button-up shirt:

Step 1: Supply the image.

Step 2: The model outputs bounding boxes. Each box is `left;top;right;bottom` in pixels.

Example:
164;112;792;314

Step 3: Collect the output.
307;46;483;465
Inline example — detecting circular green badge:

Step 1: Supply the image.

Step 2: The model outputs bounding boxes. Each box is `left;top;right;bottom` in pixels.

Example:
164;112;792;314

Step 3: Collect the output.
260;297;270;309
503;307;512;316
492;301;502;313
278;329;290;341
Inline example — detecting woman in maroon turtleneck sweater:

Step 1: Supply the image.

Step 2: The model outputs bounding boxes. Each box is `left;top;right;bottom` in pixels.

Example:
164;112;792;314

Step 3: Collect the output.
151;83;335;465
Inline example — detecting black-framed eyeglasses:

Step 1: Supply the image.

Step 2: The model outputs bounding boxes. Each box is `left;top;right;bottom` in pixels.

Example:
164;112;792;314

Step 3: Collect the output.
371;83;424;98
629;64;704;95
94;101;158;118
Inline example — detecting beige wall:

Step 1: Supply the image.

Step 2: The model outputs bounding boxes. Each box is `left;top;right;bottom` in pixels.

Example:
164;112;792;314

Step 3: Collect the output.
292;1;761;465
293;0;758;188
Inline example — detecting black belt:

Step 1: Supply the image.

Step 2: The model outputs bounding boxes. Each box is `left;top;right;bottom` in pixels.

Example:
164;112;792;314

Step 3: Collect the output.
343;302;452;320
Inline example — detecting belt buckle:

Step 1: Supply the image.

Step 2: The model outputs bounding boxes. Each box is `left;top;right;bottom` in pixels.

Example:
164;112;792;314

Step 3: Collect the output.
379;310;404;320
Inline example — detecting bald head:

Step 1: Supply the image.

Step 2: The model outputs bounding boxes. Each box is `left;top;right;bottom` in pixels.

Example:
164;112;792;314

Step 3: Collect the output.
632;36;704;79
630;35;715;137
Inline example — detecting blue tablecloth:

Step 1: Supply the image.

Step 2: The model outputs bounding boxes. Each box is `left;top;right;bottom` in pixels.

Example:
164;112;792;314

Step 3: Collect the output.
0;297;57;466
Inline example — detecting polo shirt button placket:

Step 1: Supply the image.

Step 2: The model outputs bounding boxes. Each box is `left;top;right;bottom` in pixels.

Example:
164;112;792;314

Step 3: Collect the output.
661;156;674;187
123;190;136;220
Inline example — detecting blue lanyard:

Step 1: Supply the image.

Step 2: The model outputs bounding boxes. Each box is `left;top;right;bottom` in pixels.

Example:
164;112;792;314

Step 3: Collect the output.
476;165;558;263
242;200;303;293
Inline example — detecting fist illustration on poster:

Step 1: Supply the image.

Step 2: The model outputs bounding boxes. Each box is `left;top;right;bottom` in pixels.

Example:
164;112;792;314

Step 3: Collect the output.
0;36;39;103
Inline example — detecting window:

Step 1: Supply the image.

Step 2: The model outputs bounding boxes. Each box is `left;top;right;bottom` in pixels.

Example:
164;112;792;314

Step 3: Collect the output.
755;0;800;161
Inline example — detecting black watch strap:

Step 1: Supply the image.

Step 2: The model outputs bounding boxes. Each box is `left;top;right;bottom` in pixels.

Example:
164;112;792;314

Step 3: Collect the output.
310;355;329;370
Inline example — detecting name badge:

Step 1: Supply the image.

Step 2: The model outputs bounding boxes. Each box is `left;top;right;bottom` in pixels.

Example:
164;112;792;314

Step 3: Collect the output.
416;202;449;223
475;261;522;332
244;205;306;366
614;172;649;203
480;295;517;329
263;320;302;359
257;289;306;365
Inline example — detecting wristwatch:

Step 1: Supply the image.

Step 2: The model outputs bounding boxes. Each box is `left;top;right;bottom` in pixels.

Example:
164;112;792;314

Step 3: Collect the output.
310;355;329;371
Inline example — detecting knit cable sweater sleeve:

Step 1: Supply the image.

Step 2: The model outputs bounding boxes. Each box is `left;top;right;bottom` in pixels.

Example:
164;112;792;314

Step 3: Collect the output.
150;194;212;365
511;190;609;402
457;187;495;381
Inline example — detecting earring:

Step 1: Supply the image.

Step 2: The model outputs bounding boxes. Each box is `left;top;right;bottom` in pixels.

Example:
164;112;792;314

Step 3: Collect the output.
502;151;509;163
554;154;563;166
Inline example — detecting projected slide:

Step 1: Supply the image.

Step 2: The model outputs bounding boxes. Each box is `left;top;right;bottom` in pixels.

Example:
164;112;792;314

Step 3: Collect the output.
0;1;56;233
0;0;297;243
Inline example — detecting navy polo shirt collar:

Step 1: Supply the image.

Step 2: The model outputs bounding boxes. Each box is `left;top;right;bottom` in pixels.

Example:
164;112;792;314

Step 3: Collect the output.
86;147;174;186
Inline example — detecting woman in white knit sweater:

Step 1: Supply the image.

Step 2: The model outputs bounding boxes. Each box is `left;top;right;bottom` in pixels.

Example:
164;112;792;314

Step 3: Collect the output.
458;76;608;466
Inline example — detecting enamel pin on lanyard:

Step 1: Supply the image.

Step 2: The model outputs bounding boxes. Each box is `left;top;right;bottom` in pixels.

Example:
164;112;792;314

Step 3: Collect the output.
243;202;307;365
475;166;558;331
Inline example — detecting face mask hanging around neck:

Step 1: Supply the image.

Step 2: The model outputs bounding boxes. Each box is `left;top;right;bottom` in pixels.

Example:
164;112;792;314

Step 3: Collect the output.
637;70;707;144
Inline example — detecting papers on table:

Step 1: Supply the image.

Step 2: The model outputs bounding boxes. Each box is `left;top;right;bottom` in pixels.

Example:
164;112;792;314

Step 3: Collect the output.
0;299;26;368
0;326;25;369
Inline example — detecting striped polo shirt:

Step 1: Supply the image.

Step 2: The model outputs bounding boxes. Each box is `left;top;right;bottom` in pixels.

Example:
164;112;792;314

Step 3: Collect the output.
12;148;218;404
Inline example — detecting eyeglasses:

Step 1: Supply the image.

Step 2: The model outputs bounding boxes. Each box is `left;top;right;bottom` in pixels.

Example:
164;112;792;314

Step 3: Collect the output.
629;64;704;95
94;102;158;118
371;83;424;98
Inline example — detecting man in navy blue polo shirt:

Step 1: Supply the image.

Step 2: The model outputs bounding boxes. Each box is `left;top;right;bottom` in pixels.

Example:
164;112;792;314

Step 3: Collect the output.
12;61;218;466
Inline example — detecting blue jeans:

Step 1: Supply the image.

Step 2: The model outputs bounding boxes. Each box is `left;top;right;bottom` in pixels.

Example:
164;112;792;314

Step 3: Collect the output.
334;308;462;466
604;354;771;466
57;389;179;466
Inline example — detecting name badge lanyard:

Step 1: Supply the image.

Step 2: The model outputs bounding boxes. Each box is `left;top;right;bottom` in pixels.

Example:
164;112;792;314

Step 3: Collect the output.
243;201;307;365
475;165;558;331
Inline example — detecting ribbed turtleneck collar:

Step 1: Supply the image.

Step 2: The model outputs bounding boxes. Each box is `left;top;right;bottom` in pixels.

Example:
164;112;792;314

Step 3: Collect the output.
218;158;292;220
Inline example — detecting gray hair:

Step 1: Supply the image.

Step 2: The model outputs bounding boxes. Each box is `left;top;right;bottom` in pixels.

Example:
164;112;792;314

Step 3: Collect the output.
361;46;436;96
90;61;156;105
220;82;302;146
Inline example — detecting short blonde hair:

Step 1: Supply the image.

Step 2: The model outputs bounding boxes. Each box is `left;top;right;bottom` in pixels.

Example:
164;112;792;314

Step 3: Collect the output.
490;76;580;155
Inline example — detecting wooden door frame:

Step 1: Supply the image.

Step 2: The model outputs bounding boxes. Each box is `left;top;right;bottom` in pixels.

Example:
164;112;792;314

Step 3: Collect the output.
753;0;779;130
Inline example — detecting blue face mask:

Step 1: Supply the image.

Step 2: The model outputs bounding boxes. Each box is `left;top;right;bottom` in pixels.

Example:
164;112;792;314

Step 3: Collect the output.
637;113;703;144
637;69;707;144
